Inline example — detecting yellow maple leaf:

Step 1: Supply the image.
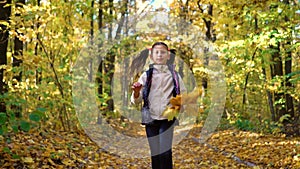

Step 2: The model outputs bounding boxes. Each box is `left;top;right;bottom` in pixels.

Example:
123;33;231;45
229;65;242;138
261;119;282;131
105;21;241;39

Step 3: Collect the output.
162;107;179;121
170;95;182;106
22;157;34;163
162;88;202;121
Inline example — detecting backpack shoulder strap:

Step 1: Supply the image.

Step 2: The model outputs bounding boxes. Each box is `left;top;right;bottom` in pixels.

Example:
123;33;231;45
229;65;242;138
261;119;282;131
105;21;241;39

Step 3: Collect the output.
142;65;154;108
168;64;180;96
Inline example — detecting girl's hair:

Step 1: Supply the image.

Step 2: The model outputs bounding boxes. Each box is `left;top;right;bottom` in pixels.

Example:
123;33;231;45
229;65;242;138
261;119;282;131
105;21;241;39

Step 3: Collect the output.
151;41;168;50
130;42;176;77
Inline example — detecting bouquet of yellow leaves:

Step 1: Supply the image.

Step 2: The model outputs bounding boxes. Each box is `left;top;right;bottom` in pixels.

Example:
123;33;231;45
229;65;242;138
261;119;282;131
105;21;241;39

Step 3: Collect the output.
162;95;182;121
162;88;202;121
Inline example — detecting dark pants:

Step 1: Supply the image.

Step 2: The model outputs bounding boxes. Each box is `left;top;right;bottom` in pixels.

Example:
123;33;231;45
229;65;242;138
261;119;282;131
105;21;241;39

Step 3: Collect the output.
146;119;175;169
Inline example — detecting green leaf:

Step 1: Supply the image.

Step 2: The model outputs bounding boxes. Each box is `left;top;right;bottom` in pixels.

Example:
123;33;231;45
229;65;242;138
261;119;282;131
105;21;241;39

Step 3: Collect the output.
29;113;41;122
3;147;11;153
37;67;42;73
279;114;291;123
0;125;8;135
25;70;35;76
64;75;72;81
20;120;30;132
286;71;300;78
0;113;7;125
12;125;18;133
12;154;20;159
36;107;47;113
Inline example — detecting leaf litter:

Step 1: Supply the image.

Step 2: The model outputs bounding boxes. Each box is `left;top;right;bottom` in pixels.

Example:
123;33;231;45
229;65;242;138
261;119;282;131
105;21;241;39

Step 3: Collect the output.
0;122;299;168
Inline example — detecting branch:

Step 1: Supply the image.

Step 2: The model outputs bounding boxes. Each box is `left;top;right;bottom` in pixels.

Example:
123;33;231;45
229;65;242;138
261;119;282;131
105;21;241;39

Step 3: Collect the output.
37;36;69;130
197;0;213;41
37;37;51;64
197;0;204;13
115;0;128;40
242;47;258;105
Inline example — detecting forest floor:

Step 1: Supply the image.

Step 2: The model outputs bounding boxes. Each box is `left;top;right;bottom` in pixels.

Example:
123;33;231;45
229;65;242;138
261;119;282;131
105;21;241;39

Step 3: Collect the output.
0;120;300;169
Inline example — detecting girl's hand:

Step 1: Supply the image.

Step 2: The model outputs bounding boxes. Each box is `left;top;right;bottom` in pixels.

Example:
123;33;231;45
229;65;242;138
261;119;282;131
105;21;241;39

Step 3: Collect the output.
132;82;142;98
132;82;142;91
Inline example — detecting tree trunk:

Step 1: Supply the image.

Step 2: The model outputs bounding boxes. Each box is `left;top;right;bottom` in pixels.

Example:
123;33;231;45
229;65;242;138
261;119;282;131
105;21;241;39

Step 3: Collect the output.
35;0;42;86
13;0;25;81
242;15;259;110
96;0;104;124
282;0;295;121
103;0;115;112
270;37;286;121
297;102;300;120
0;0;12;113
104;0;128;112
284;41;294;119
262;65;275;121
242;48;258;106
104;53;115;112
197;2;216;90
12;0;25;118
122;57;129;107
97;0;103;95
89;0;95;82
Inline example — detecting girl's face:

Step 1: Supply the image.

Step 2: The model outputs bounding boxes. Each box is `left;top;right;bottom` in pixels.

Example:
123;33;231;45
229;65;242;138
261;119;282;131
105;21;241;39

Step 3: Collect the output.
150;45;170;65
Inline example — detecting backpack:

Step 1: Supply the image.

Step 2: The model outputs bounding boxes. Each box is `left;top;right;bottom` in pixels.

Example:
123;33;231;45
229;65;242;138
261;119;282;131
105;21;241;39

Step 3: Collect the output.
141;64;181;125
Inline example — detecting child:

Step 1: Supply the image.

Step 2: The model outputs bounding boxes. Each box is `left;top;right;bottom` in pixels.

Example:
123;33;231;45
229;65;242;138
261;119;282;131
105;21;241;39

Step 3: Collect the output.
131;42;186;169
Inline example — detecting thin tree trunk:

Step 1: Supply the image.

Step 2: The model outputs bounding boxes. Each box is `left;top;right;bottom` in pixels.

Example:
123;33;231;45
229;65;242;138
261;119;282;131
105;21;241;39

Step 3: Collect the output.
12;0;25;118
122;1;129;107
197;2;215;90
122;57;129;107
262;59;275;121
96;0;104;124
282;0;295;120
243;15;259;107
284;41;294;119
118;0;129;107
108;0;113;40
242;47;258;106
37;37;70;131
103;0;115;112
35;0;42;86
297;102;300;119
0;0;12;113
97;0;103;95
89;0;95;82
104;0;127;112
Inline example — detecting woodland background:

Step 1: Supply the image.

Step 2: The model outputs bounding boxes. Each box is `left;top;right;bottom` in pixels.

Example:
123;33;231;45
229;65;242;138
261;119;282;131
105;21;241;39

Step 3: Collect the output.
0;0;300;168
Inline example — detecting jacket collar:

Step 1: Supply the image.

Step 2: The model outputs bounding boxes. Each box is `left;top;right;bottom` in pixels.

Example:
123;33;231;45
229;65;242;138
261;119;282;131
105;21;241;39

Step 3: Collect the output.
152;64;169;73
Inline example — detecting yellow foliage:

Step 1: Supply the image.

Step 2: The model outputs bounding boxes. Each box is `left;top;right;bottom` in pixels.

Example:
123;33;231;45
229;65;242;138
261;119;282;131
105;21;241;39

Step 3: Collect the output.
162;106;179;121
170;95;182;106
162;88;202;120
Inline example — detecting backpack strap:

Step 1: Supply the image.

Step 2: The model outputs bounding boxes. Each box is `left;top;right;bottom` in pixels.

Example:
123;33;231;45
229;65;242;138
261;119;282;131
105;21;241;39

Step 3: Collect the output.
168;64;180;97
142;64;154;108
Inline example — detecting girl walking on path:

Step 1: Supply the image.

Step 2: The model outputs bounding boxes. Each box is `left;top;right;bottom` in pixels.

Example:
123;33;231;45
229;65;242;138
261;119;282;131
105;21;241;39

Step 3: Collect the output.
131;42;186;169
